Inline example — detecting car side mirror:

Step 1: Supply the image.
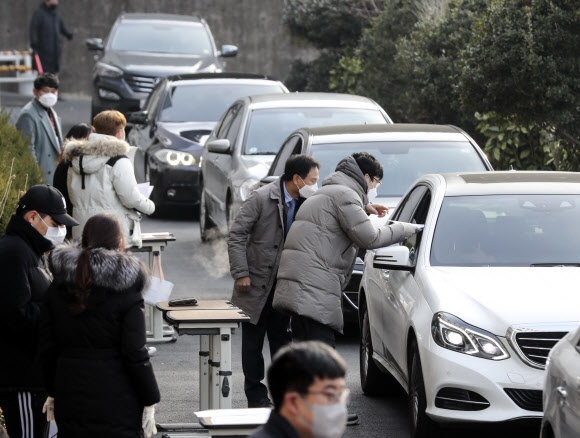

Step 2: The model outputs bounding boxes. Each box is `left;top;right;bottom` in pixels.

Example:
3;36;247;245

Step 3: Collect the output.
372;245;413;271
219;45;238;58
128;111;148;126
206;139;231;154
85;38;104;51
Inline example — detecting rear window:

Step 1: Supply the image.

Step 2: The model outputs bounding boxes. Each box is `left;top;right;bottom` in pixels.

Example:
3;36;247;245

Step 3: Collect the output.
110;22;213;55
311;141;488;197
243;108;387;155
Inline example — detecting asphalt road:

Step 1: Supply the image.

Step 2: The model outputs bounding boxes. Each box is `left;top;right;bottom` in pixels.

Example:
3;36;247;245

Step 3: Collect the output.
0;92;542;438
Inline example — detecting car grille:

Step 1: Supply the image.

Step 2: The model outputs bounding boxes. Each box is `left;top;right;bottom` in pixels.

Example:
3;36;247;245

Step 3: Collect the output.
513;331;568;369
504;389;543;412
435;388;490;411
124;74;157;93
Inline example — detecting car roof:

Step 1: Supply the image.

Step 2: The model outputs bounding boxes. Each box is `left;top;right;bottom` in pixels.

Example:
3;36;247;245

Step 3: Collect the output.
118;13;203;24
437;171;580;196
295;124;468;143
162;72;281;83
239;92;382;109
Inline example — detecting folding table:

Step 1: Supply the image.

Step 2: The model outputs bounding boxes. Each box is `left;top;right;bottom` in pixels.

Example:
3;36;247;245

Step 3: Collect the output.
160;301;250;410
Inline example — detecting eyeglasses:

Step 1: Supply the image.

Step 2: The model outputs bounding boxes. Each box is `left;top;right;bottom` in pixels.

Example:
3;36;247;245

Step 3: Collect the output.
305;388;350;404
372;177;382;187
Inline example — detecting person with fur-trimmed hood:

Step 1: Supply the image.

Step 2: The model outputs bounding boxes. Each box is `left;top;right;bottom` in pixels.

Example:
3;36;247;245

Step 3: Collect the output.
39;213;160;438
62;110;154;248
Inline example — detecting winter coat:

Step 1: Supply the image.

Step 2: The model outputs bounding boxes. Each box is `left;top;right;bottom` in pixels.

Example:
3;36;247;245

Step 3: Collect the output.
273;156;409;333
40;243;160;438
29;2;72;73
249;411;300;438
0;214;53;391
15;98;63;182
228;178;301;323
63;133;155;248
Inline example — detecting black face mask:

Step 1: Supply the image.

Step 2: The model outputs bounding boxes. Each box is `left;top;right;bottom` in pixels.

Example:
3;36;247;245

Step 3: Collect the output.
47;4;57;10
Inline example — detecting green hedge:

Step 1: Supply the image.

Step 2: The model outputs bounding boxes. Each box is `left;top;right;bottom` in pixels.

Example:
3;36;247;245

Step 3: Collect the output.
0;109;44;234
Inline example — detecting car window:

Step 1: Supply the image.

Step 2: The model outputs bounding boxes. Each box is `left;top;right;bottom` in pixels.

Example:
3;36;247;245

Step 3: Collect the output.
310;140;488;197
110;21;213;56
225;105;244;146
215;105;240;139
270;135;304;176
243;108;387;156
159;83;284;123
393;186;429;223
145;83;166;117
431;194;580;267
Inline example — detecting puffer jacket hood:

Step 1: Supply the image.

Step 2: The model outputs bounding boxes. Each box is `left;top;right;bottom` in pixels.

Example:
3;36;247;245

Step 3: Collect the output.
49;242;149;292
64;133;129;176
328;155;369;202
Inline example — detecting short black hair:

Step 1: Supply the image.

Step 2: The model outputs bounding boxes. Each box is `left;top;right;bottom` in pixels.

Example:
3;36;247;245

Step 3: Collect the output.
282;154;320;182
34;73;59;90
267;341;346;411
352;151;383;180
65;123;94;140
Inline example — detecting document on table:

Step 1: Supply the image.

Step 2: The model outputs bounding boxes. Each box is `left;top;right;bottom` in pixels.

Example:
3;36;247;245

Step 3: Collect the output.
195;408;271;425
137;182;154;198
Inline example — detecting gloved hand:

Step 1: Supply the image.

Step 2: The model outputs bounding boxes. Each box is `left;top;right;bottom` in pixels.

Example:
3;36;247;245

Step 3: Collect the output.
402;223;424;238
42;396;55;422
142;405;157;437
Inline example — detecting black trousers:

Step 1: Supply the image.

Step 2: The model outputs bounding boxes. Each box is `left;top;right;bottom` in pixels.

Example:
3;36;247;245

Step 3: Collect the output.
291;314;336;348
0;390;49;438
242;290;291;403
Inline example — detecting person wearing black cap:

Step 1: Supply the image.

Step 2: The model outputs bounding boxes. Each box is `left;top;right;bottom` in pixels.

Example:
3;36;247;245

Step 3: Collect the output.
0;184;78;438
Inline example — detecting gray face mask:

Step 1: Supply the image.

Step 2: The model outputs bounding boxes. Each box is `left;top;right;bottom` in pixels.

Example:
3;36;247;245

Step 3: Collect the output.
367;187;378;203
301;402;348;438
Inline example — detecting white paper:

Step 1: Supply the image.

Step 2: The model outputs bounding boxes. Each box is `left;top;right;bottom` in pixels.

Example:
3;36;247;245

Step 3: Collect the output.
137;182;154;199
143;276;174;306
195;408;271;425
141;232;172;238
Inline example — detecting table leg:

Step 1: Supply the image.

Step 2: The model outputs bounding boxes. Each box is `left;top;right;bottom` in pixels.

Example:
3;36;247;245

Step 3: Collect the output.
199;335;210;411
209;334;221;409
218;328;233;409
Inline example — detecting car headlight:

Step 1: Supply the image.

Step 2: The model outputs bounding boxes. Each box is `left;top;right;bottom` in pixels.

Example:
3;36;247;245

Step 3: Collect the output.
431;312;510;360
154;150;196;167
239;178;259;201
95;62;123;78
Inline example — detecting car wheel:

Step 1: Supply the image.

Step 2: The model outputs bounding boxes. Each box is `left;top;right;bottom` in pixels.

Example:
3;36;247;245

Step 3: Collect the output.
360;302;392;396
226;196;235;233
409;341;439;438
200;187;215;242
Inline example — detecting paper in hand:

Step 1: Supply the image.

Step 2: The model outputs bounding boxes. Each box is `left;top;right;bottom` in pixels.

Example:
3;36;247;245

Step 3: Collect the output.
137;182;154;199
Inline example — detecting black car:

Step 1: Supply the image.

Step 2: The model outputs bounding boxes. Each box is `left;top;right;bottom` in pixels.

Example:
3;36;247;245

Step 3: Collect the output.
127;73;288;215
85;13;238;119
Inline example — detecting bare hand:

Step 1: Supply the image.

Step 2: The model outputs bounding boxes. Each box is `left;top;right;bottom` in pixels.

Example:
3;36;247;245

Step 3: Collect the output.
234;276;251;293
366;203;389;218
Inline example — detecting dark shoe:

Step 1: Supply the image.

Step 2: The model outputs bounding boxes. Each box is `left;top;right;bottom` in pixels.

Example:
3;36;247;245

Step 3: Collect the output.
347;413;359;426
248;398;274;408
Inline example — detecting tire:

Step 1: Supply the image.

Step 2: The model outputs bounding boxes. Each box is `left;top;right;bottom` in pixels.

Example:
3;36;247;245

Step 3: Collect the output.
360;302;394;396
408;341;439;438
199;187;215;242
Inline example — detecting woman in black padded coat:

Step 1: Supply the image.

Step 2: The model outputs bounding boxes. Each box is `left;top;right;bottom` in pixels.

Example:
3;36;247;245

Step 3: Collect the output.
39;213;160;438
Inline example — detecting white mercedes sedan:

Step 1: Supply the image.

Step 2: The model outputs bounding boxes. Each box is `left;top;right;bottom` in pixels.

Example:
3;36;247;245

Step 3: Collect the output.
358;171;580;438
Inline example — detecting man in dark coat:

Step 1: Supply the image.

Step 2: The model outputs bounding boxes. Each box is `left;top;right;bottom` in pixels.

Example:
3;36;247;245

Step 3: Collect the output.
30;0;73;74
228;154;320;408
249;341;348;438
0;185;78;438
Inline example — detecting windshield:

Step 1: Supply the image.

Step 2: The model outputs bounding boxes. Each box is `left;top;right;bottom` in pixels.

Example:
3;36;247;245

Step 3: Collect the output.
311;141;487;197
160;83;284;122
243;108;387;155
431;194;580;267
110;22;213;55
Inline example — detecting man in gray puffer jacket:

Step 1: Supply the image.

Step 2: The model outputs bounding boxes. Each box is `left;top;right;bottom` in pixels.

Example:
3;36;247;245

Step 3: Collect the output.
274;152;421;347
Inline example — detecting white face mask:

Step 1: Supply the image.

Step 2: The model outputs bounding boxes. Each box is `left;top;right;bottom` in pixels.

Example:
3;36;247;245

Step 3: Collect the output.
367;187;378;204
38;93;58;108
308;402;348;438
298;177;318;199
39;216;66;245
